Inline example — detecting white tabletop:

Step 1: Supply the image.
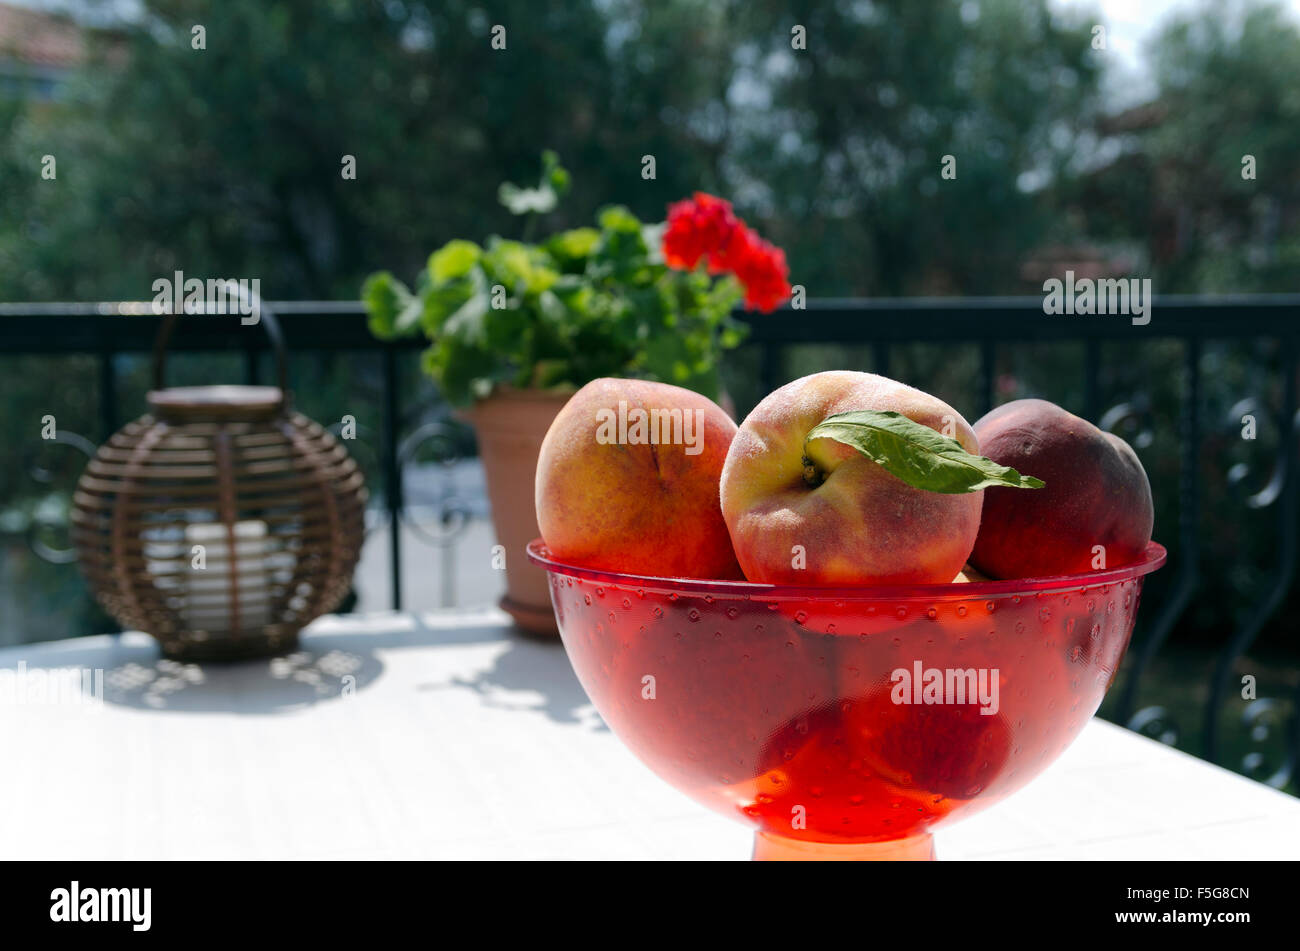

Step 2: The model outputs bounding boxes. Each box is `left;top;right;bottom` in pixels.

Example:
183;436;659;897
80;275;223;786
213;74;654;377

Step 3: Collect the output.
2;609;1297;860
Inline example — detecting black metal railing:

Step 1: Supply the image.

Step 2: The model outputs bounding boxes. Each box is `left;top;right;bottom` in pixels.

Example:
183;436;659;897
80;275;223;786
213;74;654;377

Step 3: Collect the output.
1;296;1297;789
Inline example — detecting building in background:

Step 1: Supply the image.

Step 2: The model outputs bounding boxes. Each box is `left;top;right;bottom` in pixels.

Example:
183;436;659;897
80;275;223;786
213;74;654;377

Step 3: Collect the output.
0;2;89;101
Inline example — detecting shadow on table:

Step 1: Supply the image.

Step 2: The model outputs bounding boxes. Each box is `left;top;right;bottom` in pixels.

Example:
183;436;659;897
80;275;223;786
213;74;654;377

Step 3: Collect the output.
417;628;605;730
4;612;600;721
6;636;387;714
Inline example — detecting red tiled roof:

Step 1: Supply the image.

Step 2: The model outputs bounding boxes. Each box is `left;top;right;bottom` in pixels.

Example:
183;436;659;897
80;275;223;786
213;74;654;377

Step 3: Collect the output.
0;2;87;69
1019;245;1139;284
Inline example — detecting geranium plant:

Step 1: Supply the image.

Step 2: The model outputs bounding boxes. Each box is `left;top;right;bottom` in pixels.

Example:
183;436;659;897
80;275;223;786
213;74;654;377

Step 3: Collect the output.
362;153;790;404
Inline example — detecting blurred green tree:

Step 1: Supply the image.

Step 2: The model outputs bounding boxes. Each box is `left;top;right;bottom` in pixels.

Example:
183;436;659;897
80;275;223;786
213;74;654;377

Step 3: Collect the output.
0;0;1118;301
1068;0;1300;292
720;0;1105;295
0;0;736;299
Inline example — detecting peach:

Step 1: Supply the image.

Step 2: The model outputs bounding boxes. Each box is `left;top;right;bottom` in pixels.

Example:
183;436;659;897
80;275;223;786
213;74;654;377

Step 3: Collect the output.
535;378;741;578
969;399;1153;579
719;371;984;584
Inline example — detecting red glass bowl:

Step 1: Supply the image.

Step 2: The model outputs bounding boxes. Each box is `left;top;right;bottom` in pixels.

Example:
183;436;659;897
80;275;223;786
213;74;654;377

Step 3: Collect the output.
528;539;1166;860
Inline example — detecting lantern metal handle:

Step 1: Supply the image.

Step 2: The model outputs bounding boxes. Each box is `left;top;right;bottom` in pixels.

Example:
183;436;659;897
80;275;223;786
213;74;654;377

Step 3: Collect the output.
151;281;289;393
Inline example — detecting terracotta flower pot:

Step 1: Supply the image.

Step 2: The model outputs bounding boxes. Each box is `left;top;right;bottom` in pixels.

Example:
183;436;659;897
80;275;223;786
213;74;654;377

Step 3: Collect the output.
464;388;571;636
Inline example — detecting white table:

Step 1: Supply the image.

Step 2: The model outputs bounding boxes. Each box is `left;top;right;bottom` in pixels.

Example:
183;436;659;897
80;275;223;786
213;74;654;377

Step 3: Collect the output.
2;609;1298;860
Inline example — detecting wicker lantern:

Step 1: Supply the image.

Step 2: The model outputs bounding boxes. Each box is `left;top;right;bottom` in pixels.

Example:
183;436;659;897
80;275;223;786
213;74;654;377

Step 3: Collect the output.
72;307;367;661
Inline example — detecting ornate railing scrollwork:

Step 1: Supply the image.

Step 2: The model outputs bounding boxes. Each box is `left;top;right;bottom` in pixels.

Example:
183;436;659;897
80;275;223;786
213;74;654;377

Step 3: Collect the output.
1110;345;1201;731
1238;698;1293;789
396;422;474;607
1203;339;1299;779
1099;397;1156;452
25;429;98;565
1222;396;1292;510
1127;705;1180;747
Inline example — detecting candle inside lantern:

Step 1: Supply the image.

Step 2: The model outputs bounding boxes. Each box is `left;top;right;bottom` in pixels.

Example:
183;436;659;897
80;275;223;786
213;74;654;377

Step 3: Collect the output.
183;520;272;633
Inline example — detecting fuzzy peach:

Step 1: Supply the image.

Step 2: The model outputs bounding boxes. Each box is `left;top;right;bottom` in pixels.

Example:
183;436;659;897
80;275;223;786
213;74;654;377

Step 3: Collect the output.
536;378;741;579
969;399;1153;579
719;371;984;585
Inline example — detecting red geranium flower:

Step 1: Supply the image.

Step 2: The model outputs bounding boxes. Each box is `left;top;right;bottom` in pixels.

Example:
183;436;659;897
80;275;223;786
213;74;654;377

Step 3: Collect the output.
661;192;791;312
662;192;739;270
706;219;757;276
735;239;791;313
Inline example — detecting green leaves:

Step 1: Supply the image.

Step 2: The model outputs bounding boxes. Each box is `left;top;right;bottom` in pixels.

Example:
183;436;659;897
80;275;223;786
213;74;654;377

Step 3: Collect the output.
360;271;421;340
360;151;748;406
546;227;600;263
804;410;1045;494
429;240;481;282
481;238;558;294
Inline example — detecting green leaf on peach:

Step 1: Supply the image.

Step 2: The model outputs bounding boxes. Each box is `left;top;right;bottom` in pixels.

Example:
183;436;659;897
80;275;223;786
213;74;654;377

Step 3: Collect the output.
804;410;1045;494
